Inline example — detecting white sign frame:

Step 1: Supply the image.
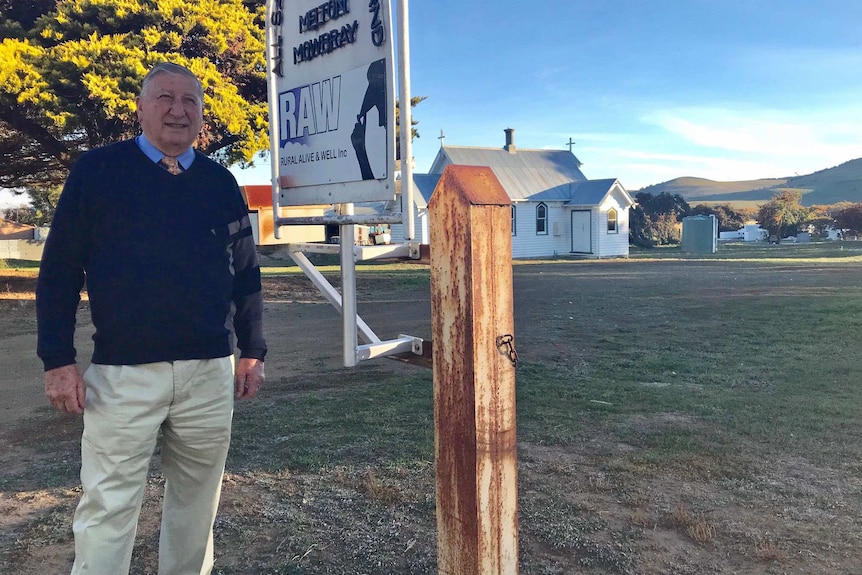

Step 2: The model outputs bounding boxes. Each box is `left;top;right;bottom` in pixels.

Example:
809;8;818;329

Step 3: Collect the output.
266;0;396;206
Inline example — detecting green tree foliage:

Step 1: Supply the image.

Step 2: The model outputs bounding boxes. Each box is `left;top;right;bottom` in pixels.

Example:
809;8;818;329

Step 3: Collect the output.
628;205;653;247
648;212;682;245
629;191;690;247
28;185;63;225
690;204;749;232
395;95;427;160
2;185;61;226
0;0;268;192
805;204;834;237
756;190;810;240
1;205;31;224
638;191;690;221
834;203;862;236
826;201;855;217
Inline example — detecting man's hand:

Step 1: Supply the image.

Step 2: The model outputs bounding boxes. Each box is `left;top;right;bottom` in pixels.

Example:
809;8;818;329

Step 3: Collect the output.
235;358;264;400
45;364;85;414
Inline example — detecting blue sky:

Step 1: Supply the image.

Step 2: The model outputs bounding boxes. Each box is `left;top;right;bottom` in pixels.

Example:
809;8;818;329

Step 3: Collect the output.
380;0;862;191
2;1;859;209
415;0;862;190
229;0;862;191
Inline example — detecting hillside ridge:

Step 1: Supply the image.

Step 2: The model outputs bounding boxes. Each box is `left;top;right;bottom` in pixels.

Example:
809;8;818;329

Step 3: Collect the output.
636;157;862;206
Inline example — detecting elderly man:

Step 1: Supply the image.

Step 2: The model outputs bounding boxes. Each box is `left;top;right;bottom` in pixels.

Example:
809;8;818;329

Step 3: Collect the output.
36;62;266;575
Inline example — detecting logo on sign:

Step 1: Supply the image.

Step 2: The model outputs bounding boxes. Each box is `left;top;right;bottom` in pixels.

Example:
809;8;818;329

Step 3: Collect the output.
278;76;342;146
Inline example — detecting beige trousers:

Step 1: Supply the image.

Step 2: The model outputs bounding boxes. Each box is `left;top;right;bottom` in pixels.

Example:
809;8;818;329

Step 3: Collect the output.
70;357;235;575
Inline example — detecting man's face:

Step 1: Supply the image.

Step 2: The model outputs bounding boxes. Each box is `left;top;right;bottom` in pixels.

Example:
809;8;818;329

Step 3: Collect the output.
135;72;203;156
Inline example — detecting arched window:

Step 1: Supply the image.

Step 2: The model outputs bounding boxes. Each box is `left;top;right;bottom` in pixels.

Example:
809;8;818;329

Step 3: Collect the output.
607;208;618;233
536;203;548;235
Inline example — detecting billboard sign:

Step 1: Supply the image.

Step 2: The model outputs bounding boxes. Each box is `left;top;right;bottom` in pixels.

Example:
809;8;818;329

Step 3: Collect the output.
267;0;395;205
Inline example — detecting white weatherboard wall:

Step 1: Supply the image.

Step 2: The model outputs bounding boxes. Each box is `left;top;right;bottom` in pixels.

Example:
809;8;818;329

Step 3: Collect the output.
0;240;44;261
509;196;630;259
389;204;429;244
512;202;570;259
417;139;634;258
597;194;630;258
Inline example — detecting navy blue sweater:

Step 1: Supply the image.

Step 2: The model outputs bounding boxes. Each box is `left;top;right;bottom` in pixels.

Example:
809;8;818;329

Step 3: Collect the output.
37;140;267;370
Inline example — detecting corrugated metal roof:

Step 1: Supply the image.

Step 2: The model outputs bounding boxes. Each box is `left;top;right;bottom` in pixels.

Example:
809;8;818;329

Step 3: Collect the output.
412;173;441;208
394;173;441;209
241;185;274;210
433;146;588;201
0;219;36;240
567;179;623;206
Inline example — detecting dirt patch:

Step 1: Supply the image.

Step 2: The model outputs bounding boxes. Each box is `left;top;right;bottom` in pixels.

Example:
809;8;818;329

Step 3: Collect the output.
2;260;862;574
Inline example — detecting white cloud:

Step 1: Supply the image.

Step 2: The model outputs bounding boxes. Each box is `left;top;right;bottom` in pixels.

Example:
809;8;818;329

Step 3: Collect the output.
568;105;862;188
580;144;836;190
0;189;29;209
644;106;862;161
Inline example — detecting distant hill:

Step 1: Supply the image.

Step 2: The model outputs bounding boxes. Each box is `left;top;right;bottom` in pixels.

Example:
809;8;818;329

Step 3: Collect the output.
636;158;862;207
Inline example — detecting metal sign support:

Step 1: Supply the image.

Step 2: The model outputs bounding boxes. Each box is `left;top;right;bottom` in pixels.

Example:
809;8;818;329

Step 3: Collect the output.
265;0;423;367
264;0;281;239
397;0;415;240
285;235;424;367
340;203;358;366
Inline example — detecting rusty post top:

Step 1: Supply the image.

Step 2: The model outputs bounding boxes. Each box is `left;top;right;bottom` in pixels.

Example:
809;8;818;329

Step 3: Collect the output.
432;165;511;208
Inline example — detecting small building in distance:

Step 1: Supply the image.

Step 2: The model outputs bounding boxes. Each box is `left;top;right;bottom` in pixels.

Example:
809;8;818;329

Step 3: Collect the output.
240;185;326;246
0;219;44;260
391;129;635;259
0;219;36;240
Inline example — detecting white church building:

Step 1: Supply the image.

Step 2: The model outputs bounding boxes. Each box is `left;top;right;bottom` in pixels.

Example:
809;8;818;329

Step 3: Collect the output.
391;129;634;259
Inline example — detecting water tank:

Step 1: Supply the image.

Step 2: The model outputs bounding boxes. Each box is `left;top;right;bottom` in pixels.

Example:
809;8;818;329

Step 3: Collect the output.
681;215;718;254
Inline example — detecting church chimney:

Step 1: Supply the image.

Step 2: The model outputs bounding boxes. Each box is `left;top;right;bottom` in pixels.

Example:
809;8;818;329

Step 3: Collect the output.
504;128;516;153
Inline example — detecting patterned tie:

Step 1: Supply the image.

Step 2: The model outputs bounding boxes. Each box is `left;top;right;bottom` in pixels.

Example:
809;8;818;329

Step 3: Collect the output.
159;155;182;175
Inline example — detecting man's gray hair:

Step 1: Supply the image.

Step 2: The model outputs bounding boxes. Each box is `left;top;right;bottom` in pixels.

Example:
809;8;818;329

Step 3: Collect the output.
140;62;204;100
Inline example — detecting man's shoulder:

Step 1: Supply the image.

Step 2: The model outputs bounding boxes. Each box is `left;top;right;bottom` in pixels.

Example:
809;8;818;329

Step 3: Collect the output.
74;139;138;166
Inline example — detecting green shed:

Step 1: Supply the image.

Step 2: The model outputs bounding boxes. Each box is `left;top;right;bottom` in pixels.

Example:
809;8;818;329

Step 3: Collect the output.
681;215;718;254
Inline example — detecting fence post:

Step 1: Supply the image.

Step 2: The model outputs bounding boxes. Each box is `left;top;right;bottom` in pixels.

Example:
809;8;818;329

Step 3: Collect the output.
429;165;519;575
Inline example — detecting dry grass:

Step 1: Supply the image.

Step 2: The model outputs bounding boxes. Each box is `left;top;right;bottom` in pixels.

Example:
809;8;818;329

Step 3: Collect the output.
3;248;862;574
670;505;692;527
754;540;786;563
332;467;405;506
0;269;86;301
668;506;718;545
685;519;718;545
629;509;653;529
586;472;613;492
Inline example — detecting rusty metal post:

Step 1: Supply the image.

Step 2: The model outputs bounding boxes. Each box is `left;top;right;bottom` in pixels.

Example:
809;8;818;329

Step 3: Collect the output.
429;165;519;575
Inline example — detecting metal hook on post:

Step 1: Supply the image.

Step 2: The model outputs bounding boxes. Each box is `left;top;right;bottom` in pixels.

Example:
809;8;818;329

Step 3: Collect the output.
496;334;519;368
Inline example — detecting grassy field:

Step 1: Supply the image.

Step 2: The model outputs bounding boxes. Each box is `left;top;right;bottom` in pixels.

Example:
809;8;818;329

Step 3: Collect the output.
2;241;862;573
629;239;862;261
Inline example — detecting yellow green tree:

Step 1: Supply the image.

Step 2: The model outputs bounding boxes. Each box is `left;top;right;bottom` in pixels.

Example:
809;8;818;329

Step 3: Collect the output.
756;190;810;242
0;0;268;191
395;95;427;160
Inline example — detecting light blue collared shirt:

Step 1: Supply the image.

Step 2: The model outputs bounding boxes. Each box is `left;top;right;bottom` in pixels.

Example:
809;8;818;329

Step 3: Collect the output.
135;134;196;170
